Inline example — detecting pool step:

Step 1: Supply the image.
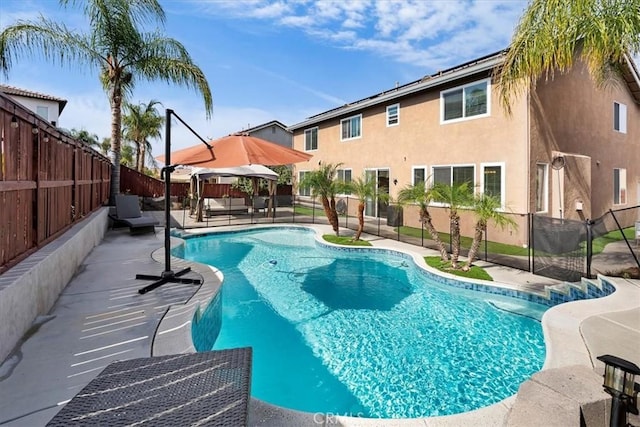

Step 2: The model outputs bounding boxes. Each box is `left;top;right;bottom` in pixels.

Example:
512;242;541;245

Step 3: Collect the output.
542;276;613;305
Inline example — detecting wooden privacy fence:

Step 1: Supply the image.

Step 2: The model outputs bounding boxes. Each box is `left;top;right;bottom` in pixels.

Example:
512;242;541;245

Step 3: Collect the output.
0;93;111;274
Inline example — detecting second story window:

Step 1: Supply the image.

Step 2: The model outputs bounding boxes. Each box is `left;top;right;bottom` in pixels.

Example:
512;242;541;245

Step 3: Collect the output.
386;104;399;126
36;106;49;121
614;102;627;133
341;114;362;141
441;79;489;123
304;127;318;151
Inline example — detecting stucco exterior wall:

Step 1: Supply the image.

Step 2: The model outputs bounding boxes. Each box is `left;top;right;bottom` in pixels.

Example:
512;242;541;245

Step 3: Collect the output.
5;95;61;126
530;59;640;222
250;125;292;148
292;74;531;246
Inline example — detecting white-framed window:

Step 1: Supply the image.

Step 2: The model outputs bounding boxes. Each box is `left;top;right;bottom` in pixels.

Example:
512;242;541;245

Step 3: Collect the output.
432;164;475;188
36;106;49;121
298;171;311;196
340;114;362;140
535;163;549;213
441;78;490;123
337;168;352;195
386;103;399;127
614;168;627;204
481;162;505;207
412;166;427;185
614;102;627;133
304;127;318;151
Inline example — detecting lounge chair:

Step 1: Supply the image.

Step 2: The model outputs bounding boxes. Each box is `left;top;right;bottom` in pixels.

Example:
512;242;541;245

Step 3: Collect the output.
109;194;159;235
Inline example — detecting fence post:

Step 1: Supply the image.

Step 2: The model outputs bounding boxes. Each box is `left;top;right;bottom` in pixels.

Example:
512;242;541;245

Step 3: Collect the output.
529;213;534;274
586;219;593;278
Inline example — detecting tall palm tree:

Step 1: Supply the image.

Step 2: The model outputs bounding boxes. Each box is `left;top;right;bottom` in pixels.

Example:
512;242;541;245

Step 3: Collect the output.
430;182;473;269
122;99;163;172
300;162;341;236
397;181;449;262
0;0;213;204
464;194;518;271
345;175;377;241
496;0;640;114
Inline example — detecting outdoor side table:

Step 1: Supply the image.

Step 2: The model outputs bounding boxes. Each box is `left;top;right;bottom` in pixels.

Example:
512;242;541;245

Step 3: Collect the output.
47;348;252;426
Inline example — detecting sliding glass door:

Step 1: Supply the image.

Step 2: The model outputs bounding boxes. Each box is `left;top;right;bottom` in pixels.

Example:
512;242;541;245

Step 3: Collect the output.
364;169;389;218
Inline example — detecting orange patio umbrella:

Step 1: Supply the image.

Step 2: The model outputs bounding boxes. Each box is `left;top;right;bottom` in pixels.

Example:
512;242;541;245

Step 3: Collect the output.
157;133;312;168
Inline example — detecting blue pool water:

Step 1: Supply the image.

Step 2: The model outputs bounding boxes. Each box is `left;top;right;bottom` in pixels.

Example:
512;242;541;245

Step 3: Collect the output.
182;227;547;419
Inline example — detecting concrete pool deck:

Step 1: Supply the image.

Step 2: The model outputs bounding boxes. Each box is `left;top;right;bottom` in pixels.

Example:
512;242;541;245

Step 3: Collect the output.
0;217;638;426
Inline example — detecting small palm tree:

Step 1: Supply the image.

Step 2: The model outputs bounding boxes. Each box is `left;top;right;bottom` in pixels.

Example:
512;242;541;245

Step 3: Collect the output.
122;100;163;172
397;181;449;262
345;175;376;241
300;162;342;236
0;0;213;204
430;182;473;269
464;194;518;271
69;128;100;149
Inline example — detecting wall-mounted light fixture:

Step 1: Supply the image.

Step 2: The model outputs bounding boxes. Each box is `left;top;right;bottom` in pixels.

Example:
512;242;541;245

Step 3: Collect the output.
393;178;398;186
32;117;39;134
10;105;19;128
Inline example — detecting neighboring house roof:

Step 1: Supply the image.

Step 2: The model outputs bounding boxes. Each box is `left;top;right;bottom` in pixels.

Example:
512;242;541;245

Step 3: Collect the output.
239;120;291;134
289;49;640;130
0;84;68;115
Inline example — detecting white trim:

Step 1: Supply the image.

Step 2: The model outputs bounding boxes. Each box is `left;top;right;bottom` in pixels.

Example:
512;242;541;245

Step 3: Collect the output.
535;163;549;213
340;114;362;141
386;103;400;127
480;162;506;209
613;101;627;134
440;78;491;124
411;165;428;186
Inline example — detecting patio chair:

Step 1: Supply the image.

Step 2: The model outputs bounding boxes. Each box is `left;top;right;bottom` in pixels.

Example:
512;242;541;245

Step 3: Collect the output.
109;194;159;235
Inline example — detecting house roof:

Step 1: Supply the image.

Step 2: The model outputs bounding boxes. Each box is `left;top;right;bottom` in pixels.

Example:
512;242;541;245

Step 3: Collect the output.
289;49;640;131
240;120;291;134
0;84;68;114
288;50;506;131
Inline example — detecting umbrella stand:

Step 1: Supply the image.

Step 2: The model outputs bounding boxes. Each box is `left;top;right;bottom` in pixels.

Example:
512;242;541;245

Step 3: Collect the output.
137;109;213;294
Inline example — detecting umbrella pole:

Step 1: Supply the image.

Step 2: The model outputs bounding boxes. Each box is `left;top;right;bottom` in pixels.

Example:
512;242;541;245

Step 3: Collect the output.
137;109;208;294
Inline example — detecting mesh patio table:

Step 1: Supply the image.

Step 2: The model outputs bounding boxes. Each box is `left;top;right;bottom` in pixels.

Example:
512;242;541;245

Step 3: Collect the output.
47;348;252;426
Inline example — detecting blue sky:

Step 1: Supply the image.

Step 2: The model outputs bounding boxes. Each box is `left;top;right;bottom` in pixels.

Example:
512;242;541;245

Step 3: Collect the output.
0;0;547;154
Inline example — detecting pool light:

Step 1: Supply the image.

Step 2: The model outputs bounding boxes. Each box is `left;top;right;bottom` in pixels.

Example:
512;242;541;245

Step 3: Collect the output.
596;354;640;427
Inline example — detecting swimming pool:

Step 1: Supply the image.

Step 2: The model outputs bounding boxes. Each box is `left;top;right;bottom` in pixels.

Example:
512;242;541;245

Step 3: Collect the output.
182;227;547;419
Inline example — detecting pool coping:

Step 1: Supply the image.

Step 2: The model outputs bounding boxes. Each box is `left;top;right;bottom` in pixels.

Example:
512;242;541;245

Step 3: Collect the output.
150;223;640;426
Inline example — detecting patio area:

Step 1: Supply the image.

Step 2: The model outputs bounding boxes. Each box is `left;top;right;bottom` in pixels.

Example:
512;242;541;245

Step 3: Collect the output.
0;208;638;426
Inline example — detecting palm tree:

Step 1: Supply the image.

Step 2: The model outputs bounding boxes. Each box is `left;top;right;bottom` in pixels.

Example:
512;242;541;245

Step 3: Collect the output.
0;0;213;204
122;99;163;172
69;128;100;149
464;194;518;271
345;175;377;241
299;162;342;236
397;181;449;262
430;182;473;269
99;137;111;156
496;0;640;114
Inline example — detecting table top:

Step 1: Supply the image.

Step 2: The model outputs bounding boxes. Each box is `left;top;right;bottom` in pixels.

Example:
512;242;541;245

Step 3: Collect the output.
47;348;252;426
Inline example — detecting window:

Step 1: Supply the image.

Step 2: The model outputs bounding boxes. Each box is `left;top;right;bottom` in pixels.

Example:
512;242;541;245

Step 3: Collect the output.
536;163;548;213
432;165;475;187
614;168;627;204
412;166;426;185
386;104;399;126
441;79;489;123
341;114;361;140
36;106;49;121
298;171;311;196
304;127;318;151
337;169;352;195
614;102;627;133
482;163;504;206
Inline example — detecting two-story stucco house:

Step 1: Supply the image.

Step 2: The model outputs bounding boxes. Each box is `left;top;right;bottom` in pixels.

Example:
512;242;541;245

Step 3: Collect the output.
0;84;67;127
289;50;639;247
